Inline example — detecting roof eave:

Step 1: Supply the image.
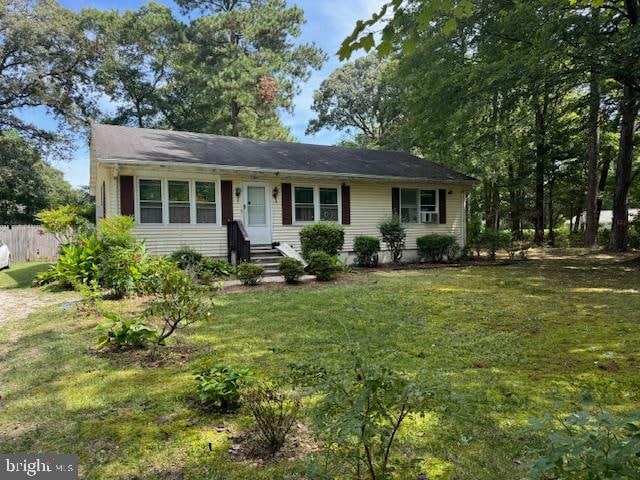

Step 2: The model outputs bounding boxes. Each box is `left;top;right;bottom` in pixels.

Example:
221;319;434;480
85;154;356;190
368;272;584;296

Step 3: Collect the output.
96;157;479;186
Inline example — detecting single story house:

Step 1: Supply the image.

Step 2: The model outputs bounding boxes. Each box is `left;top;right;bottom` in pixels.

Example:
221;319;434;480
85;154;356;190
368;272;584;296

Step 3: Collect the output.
90;124;476;267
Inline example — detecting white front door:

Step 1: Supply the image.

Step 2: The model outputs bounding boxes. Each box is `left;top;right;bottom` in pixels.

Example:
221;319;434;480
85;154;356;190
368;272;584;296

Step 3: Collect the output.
243;182;271;245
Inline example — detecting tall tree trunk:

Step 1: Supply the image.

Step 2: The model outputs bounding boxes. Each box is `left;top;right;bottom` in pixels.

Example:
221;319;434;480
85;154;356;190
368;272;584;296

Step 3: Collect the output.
596;153;611;224
533;95;548;245
548;166;556;246
609;84;639;251
584;69;601;247
508;160;522;238
231;99;240;137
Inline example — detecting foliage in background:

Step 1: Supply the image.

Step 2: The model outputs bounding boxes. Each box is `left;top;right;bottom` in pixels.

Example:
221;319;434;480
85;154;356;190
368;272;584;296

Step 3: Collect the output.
169;246;203;271
480;230;512;261
528;393;640;479
299;222;345;260
236;262;265;286
378;216;406;265
195;364;253;412
416;234;459;263
243;383;301;456
353;235;381;267
278;257;305;284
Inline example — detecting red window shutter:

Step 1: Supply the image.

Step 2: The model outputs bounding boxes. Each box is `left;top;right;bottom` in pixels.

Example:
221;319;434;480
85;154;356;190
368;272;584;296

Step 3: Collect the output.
341;184;351;225
119;176;134;216
439;189;447;224
391;187;400;217
221;180;233;225
282;183;292;225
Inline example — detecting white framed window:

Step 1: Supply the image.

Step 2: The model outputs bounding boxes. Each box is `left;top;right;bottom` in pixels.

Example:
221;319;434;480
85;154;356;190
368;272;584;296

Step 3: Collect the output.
195;181;216;224
293;185;341;224
139;179;163;224
400;188;438;224
135;176;220;226
168;180;191;224
294;186;315;222
319;187;339;221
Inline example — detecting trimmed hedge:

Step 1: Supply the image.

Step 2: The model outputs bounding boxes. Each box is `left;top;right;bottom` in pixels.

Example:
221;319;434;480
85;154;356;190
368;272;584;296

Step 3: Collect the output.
279;257;305;284
299;222;344;260
416;234;459;263
306;251;337;281
353;235;380;267
236;262;265;286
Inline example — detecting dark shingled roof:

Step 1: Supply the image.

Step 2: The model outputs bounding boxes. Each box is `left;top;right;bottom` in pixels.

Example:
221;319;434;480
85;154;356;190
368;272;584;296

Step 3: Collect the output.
91;124;476;184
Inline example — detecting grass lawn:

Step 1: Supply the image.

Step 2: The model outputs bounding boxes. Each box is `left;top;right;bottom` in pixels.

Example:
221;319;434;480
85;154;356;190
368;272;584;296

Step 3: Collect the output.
0;261;51;288
0;253;638;479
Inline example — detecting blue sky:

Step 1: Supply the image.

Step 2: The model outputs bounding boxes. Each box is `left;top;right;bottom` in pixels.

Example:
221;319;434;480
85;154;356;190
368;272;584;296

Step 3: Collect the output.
33;0;385;187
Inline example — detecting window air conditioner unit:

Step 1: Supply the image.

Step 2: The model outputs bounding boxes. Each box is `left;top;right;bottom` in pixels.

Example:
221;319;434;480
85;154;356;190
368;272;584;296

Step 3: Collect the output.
421;212;439;224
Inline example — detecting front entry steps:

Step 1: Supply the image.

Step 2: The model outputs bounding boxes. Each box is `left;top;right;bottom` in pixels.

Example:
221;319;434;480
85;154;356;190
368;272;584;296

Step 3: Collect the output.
250;244;283;276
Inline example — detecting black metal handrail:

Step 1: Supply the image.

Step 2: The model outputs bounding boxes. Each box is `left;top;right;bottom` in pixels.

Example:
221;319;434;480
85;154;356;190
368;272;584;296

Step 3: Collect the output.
227;220;251;264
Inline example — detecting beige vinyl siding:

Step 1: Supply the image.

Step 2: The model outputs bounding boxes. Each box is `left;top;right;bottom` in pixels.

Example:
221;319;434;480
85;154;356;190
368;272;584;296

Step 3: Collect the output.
96;162;468;259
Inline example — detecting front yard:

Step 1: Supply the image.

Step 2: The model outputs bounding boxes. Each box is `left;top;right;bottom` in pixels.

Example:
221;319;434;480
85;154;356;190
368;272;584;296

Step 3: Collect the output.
0;252;638;479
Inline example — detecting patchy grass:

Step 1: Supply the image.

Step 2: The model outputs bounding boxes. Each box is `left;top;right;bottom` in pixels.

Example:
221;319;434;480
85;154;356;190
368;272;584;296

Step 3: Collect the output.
0;261;52;289
0;253;639;479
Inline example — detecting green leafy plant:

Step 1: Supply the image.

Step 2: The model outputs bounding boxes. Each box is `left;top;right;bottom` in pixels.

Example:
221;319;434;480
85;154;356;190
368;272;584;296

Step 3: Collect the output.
306;251;337;281
34;233;102;288
98;215;136;248
290;351;433;480
169;246;203;271
195;364;253;411
100;243;147;298
353;235;380;267
36;205;87;244
597;228;611;248
379;216;406;265
528;393;640;480
480;229;512;260
142;263;213;350
200;257;233;278
96;312;158;349
237;262;265;286
243;383;301;455
299;222;345;260
416;234;459;263
279;257;305;283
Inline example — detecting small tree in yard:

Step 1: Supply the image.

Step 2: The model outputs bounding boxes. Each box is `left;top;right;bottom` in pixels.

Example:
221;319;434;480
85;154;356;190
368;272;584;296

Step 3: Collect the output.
379;216;406;265
290;351;434;480
143;261;213;353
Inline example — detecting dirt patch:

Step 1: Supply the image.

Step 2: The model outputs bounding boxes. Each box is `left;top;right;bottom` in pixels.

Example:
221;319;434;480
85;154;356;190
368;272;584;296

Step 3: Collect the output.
227;422;319;466
0;288;77;326
90;343;197;368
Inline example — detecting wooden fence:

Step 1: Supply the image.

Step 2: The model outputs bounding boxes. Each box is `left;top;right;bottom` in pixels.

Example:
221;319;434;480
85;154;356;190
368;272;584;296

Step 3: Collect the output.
0;225;60;262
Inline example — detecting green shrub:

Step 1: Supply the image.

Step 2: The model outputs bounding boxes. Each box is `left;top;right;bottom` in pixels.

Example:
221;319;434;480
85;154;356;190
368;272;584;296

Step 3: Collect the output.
480;229;512;260
416;234;459;263
34;233;101;288
290;351;432;479
200;257;233;278
237;262;265;286
143;265;213;350
138;257;175;295
379;216;406;264
353;235;380;267
306;251;337;281
98;215;136;248
37;205;88;243
100;243;147;298
528;394;640;480
243;383;301;455
195;364;253;411
299;222;345;260
169;246;203;271
96;312;157;349
597;227;610;248
629;216;640;250
279;257;305;283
